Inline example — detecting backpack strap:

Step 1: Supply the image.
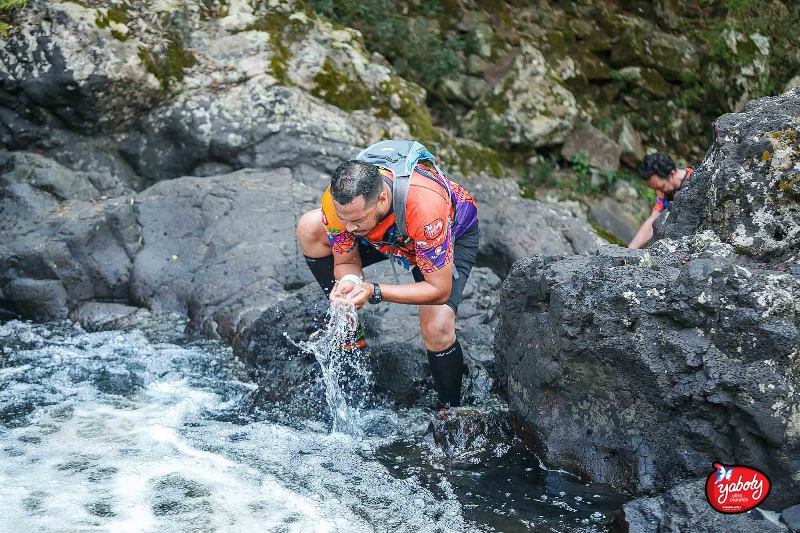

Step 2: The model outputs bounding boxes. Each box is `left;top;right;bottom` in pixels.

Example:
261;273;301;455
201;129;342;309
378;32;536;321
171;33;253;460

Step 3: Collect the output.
354;139;460;280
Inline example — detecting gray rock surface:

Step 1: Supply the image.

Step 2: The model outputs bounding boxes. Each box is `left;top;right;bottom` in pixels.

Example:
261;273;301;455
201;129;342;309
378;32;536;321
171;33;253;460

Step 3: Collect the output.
620;480;786;533
618;116;645;166
131;167;318;340
561;124;622;172
463;44;578;148
459;174;603;276
782;504;800;532
0;151;140;320
494;235;799;507
588;198;640;244
655;89;800;265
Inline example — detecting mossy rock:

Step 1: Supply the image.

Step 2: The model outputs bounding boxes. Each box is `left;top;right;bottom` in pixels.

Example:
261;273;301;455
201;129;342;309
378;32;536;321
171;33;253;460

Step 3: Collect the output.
138;34;196;91
311;59;373;111
637;68;672;98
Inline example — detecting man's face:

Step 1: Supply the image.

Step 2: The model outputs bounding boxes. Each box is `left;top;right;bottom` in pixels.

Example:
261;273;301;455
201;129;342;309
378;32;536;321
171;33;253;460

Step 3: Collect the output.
333;191;388;237
645;172;678;201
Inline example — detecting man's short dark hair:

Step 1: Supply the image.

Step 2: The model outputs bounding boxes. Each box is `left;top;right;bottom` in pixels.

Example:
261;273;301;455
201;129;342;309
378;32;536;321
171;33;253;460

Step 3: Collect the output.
639;152;676;181
330;160;383;205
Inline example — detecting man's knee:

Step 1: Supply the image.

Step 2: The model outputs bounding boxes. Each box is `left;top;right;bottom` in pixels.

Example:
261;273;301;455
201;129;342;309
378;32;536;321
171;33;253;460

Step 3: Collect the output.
420;307;456;351
297;209;330;256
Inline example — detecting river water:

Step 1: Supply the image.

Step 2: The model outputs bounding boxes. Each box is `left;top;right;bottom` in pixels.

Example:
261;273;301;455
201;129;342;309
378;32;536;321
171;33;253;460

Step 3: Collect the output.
0;318;625;532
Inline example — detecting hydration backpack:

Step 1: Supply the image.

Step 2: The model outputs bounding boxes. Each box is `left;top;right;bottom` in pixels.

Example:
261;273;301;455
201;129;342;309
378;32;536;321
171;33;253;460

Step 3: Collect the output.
354;139;454;238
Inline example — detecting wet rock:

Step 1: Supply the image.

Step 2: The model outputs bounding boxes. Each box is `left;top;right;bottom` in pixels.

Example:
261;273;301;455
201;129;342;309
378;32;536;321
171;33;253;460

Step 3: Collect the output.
619;480;786;533
70;302;145;332
655;89;800;264
0;152;139;320
561;124;622;172
234;267;503;410
588;198;640;244
131;167;318;341
494;236;799;507
464;43;577;148
781;504;800;532
426;407;512;462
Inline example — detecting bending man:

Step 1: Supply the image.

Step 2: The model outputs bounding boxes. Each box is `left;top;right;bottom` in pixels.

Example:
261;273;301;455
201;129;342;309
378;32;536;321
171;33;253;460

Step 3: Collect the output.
296;143;479;410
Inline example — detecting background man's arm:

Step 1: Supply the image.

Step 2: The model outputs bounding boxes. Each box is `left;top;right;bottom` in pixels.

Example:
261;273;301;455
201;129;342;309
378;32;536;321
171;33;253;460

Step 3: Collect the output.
628;211;659;249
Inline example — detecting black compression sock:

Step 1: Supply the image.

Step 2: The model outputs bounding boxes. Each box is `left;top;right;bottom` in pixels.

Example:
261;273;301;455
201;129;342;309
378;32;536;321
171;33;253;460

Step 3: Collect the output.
304;254;336;297
427;339;464;408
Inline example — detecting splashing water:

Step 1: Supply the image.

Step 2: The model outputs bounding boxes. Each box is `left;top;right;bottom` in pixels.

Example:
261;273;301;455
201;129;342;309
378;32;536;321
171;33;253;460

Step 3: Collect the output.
293;302;374;435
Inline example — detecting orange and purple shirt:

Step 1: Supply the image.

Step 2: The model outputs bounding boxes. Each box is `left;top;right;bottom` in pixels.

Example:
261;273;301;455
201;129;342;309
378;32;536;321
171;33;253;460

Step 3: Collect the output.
321;164;478;274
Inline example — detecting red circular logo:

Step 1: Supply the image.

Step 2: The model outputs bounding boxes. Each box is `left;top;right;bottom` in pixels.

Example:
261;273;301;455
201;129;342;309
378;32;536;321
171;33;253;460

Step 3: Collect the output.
705;463;771;514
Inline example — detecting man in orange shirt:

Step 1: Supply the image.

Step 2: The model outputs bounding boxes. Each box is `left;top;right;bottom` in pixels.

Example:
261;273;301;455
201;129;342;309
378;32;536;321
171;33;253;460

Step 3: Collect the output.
629;152;696;249
296;151;479;410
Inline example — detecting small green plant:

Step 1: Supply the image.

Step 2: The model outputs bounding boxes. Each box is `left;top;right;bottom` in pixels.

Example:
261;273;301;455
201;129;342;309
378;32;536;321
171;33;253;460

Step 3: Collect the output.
0;0;26;35
0;0;26;9
570;152;590;179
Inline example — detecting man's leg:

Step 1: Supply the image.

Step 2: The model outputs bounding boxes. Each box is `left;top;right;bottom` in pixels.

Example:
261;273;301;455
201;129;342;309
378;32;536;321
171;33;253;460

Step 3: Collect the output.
417;225;479;408
297;209;337;296
419;303;464;408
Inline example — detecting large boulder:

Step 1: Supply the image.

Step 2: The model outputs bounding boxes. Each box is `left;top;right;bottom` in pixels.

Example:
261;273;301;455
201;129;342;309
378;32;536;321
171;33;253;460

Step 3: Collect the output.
0;1;420;189
606;14;699;82
459;174;603;276
130;167;318;340
0;2;164;136
0;151;139;320
560;124;622;172
463;43;578;148
655;89;800;265
494;235;799;507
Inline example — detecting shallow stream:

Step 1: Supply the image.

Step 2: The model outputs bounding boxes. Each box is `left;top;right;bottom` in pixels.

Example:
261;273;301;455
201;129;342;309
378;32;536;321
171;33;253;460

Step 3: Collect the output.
0;319;625;532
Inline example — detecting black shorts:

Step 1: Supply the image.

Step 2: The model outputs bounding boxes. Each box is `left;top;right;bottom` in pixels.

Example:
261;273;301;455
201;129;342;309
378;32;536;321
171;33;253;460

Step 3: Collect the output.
358;224;480;314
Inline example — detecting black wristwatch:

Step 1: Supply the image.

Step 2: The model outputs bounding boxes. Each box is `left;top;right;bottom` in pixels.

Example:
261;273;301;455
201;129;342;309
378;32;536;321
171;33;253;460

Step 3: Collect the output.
368;283;382;304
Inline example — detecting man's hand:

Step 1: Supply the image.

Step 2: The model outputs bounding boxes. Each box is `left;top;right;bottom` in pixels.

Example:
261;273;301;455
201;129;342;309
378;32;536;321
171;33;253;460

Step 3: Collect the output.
345;282;375;310
329;279;358;307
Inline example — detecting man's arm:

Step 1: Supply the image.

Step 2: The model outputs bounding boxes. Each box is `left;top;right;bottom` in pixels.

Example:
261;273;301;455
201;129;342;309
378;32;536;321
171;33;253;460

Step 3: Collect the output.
329;243;365;303
628;211;659;249
348;262;453;309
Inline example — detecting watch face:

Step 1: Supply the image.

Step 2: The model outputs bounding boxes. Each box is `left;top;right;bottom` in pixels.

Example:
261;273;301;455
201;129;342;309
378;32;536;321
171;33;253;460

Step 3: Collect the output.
369;283;382;304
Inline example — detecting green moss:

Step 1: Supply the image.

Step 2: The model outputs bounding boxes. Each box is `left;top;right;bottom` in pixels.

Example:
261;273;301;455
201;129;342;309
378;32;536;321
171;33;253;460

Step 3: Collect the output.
95;6;129;40
311;59;373;111
138;34;196;91
0;0;25;34
403;105;440;147
447;138;504;177
239;11;313;83
590;223;627;246
305;0;464;93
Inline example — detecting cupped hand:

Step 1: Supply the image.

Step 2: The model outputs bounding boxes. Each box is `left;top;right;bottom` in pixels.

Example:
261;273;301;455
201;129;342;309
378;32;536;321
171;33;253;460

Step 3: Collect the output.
330;279;358;307
346;282;374;310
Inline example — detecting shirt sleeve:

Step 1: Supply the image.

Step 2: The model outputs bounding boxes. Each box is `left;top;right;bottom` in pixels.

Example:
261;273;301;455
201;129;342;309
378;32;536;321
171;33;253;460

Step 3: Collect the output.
321;187;356;255
406;187;453;274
